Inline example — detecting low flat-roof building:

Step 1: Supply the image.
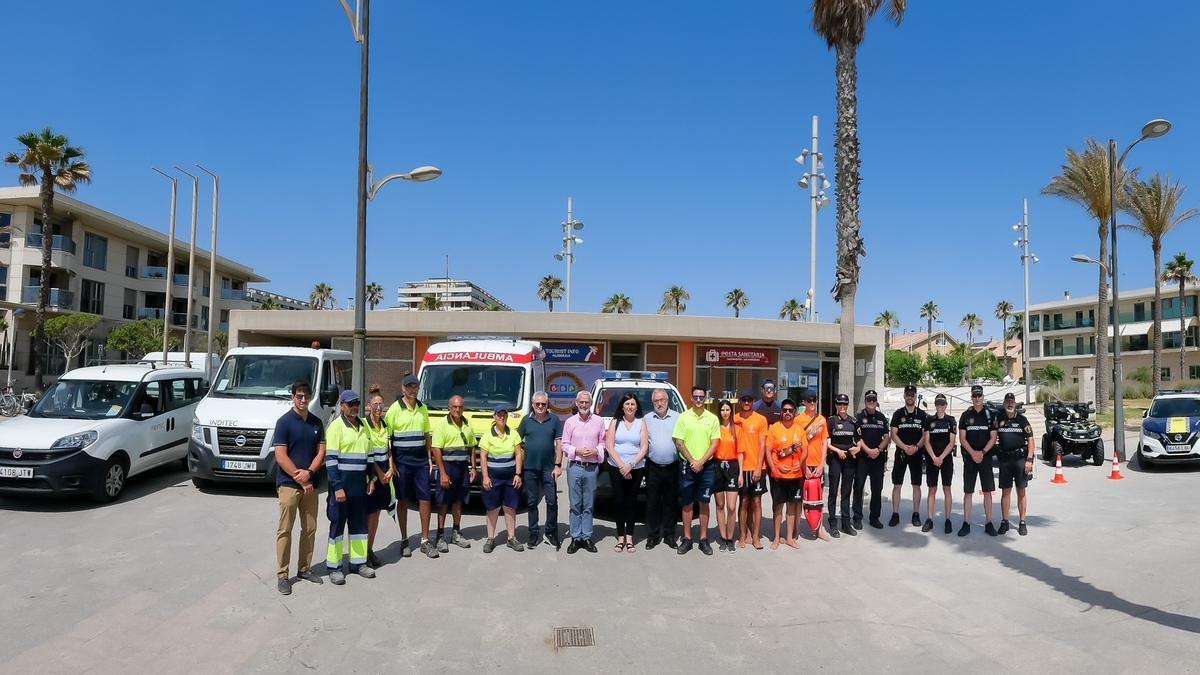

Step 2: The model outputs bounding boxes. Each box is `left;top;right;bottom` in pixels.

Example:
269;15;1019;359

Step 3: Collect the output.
230;310;885;413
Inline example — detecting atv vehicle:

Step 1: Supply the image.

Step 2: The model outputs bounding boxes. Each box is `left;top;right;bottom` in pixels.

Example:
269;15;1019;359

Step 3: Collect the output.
1041;400;1104;465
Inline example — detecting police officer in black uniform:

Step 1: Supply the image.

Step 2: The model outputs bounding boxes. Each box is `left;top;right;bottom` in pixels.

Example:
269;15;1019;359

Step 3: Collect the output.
922;394;957;534
958;384;998;536
825;393;858;538
852;390;889;529
994;392;1034;536
889;384;928;527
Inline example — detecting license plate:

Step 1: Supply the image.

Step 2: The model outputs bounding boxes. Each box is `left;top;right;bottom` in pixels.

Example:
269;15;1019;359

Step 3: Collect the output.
221;460;258;471
1167;444;1192;454
0;466;34;479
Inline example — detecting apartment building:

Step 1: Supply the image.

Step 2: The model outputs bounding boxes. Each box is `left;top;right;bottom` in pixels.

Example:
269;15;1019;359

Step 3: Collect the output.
394;278;511;311
1026;286;1200;383
0;186;267;387
246;287;310;311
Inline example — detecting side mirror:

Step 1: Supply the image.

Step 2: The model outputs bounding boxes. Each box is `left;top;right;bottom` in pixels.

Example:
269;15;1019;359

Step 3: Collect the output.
137;402;155;419
320;386;339;408
1142;409;1149;418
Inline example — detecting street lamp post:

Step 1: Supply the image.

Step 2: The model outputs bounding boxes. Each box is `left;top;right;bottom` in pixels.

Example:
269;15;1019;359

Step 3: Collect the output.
796;115;832;323
555;197;584;312
1012;199;1037;404
174;166;200;366
196;164;219;380
151;168;179;364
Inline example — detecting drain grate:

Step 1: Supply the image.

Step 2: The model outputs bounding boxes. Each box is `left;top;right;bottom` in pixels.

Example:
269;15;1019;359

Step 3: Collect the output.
554;626;596;648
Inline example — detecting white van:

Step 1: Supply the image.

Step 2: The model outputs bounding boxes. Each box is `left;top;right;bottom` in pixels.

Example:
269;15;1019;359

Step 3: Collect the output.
187;346;352;486
0;363;208;502
141;351;222;376
417;339;546;437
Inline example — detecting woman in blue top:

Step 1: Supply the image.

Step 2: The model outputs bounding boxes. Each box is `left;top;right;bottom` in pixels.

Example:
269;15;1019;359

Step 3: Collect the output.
605;393;649;553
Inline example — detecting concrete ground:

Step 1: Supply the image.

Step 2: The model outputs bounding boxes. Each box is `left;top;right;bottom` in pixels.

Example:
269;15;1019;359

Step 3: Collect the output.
1;429;1197;674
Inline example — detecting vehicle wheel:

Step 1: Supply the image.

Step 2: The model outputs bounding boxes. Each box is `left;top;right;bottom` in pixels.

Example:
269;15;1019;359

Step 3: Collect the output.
191;476;213;489
1049;440;1064;464
1091;441;1105;466
92;457;127;503
1137;445;1153;470
1041;436;1053;463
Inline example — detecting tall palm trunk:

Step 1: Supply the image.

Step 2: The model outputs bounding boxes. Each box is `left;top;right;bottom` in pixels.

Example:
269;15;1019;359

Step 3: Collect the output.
834;43;863;402
926;318;932;337
1001;318;1009;376
1095;223;1110;410
1152;240;1163;390
35;170;55;391
1180;281;1188;383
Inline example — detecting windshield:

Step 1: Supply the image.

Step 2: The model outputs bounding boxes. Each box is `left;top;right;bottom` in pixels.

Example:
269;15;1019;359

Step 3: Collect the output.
419;364;526;412
1149;397;1200;418
211;355;317;400
596;386;686;418
30;379;139;420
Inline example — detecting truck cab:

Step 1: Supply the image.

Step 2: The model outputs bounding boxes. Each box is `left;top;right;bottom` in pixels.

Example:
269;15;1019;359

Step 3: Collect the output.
187;346;352;486
417;339;546;437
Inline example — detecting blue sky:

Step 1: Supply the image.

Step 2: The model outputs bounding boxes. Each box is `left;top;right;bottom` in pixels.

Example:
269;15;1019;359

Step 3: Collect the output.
3;1;1199;342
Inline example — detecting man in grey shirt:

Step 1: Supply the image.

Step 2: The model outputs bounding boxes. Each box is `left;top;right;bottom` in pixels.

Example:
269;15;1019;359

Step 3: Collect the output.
643;389;680;550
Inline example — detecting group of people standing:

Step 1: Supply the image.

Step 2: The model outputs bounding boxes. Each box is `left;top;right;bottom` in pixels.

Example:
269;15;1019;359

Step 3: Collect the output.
271;375;1037;595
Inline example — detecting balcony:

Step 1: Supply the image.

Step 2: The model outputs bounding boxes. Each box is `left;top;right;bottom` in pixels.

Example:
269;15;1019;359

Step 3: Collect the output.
138;308;165;320
1035;318;1096;333
171;312;188;327
221;288;248;301
173;274;190;287
142;266;167;280
21;286;75;309
24;233;77;254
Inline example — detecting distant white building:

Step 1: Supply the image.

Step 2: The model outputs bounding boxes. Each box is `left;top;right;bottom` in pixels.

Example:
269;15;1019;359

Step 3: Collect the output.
394;278;510;311
246;288;310;311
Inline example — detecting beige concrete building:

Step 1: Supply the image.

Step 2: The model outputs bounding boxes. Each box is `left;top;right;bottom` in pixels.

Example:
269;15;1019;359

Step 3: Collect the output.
1026;285;1200;384
889;330;958;356
394;278;510;311
0;186;266;388
230;310;885;413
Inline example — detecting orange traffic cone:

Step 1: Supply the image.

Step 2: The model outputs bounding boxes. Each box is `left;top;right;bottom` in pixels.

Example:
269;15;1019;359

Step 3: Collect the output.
1051;454;1068;484
1108;448;1125;481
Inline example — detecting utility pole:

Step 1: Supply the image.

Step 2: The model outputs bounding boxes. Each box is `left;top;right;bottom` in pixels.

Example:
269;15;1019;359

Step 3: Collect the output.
197;164;220;380
556;198;584;312
796;115;830;322
1014;199;1037;404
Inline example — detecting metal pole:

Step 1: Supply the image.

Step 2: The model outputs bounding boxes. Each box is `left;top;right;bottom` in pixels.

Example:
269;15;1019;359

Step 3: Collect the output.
197;165;219;380
1022;198;1033;405
809;115;819;323
1108;139;1125;461
352;0;371;394
565;196;573;312
151;168;178;364
175;167;199;366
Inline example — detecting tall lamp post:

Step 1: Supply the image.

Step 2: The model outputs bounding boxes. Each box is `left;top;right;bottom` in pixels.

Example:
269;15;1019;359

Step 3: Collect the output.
555;197;584;312
151;168;180;364
338;0;440;393
1012;199;1037;404
173;166;200;366
196;164;219;380
1073;116;1172;463
796;115;832;323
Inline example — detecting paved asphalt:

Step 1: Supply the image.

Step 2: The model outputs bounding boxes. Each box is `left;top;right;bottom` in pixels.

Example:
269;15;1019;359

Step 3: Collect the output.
1;429;1197;673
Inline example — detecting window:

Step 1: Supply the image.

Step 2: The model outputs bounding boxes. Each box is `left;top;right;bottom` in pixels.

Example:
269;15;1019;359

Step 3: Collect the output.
0;264;7;300
80;279;105;314
83;233;108;270
1134;302;1146;322
1161;368;1172;382
1029;315;1040;332
1190;366;1200;380
0;212;10;247
166;378;205;410
123;289;136;320
136;381;164;417
125;245;139;279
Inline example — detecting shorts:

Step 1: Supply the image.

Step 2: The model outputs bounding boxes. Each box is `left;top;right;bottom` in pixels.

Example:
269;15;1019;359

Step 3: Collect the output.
962;452;995;494
678;460;717;505
891;451;925;486
366;477;393;513
716;459;741;492
434;461;470;507
769;476;803;504
925;456;954;487
482;467;520;511
997;453;1029;490
738;470;767;497
395;462;432;503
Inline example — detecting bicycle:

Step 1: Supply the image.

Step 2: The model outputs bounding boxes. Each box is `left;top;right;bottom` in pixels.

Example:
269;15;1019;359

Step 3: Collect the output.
0;387;21;417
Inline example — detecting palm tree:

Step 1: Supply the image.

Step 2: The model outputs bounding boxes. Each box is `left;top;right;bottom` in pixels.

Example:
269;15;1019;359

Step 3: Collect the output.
365;282;385;311
1006;312;1024;341
919;300;939;338
1043;138;1138;410
779;298;805;321
725;288;749;318
419;294;443;311
995;300;1014;376
874;310;899;349
483;303;503;311
5;128;92;390
812;0;907;400
256;297;282;311
659;286;689;315
1162;252;1198;384
961;313;983;380
537;275;564;312
1122;175;1200;392
601;293;633;314
309;283;333;309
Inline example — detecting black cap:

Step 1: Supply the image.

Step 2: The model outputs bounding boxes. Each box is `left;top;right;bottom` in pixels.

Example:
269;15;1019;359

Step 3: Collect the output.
934;394;948;405
802;392;818;403
1003;392;1016;401
781;398;797;409
904;384;918;394
738;389;755;401
402;374;419;386
494;404;510;415
835;393;850;405
970;385;984;396
864;389;878;401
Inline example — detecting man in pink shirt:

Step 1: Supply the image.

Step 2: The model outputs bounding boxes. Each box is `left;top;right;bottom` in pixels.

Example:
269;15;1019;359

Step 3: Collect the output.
561;390;606;553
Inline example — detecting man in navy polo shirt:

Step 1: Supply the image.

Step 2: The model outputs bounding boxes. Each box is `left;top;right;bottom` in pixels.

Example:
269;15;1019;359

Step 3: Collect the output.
272;380;327;595
754;379;783;426
517;391;564;549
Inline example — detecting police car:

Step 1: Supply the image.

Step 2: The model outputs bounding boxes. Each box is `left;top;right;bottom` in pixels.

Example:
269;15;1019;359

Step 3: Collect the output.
0;364;207;502
589;371;686;502
1137;389;1200;467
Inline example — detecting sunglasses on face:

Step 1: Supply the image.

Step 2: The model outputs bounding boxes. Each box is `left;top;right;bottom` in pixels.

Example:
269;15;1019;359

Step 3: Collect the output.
293;394;310;401
692;395;706;401
782;408;796;414
971;394;983;399
371;403;383;410
533;402;548;407
762;386;776;392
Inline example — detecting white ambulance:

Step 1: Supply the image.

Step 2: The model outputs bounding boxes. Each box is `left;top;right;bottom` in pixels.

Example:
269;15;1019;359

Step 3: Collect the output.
417;339;546;436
